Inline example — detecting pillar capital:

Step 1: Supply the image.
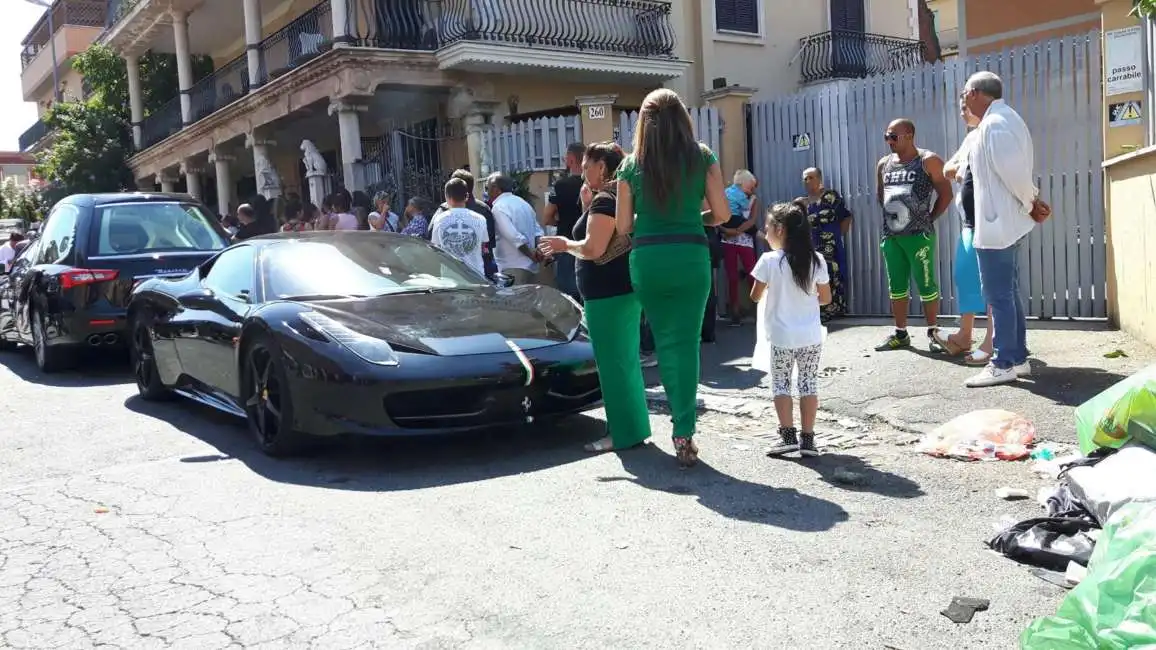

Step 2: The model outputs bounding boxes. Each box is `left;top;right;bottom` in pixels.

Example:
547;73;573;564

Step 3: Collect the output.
180;160;204;175
169;8;187;22
244;133;276;149
155;171;179;184
700;85;756;105
209;151;234;164
575;94;618;108
328;99;370;116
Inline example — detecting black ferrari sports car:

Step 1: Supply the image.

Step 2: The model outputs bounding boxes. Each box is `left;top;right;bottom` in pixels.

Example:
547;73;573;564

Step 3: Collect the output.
127;231;602;455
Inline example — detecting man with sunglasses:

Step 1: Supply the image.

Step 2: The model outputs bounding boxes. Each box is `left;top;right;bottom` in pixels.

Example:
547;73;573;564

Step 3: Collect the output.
874;119;954;352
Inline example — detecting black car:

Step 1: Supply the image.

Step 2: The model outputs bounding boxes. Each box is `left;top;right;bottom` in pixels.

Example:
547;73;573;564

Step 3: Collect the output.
0;193;230;371
127;231;602;456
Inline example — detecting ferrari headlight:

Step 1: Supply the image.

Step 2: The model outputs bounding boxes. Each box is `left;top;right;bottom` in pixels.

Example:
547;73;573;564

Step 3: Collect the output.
299;312;399;366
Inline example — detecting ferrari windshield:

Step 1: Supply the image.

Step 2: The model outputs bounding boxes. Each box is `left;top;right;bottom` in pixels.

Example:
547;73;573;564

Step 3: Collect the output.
262;236;488;300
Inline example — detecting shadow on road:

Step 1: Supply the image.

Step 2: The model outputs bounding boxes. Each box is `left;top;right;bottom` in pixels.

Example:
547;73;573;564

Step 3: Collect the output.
1008;360;1128;407
600;444;849;532
0;348;131;388
125;394;605;491
784;453;925;498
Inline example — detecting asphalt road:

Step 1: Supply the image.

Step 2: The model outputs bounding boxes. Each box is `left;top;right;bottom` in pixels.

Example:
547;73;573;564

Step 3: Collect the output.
1;345;1072;649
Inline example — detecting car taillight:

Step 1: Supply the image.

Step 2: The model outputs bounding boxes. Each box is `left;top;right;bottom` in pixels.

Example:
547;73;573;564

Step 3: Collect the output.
60;269;119;290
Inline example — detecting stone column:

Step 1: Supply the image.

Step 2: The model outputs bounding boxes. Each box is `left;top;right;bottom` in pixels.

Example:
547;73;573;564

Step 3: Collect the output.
210;150;235;216
246;133;283;200
156;172;178;194
702;85;755;180
243;0;263;89
125;54;144;149
180;161;204;200
463;102;499;197
331;0;351;44
329;100;368;190
171;10;194;126
576;95;617;144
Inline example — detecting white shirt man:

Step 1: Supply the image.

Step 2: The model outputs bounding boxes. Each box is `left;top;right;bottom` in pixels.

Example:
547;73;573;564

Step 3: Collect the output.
972;99;1036;250
487;176;543;283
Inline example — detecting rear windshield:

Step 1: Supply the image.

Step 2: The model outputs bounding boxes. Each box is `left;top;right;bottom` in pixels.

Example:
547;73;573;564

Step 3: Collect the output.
93;203;228;255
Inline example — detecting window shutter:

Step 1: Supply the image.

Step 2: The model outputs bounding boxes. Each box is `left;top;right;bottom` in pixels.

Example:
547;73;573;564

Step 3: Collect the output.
716;0;759;34
829;0;866;32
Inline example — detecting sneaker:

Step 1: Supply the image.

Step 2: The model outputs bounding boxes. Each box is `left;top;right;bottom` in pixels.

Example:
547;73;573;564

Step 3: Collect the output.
965;364;1018;388
640;353;658;368
766;427;800;456
874;331;911;351
1015;361;1032;377
799;432;820;457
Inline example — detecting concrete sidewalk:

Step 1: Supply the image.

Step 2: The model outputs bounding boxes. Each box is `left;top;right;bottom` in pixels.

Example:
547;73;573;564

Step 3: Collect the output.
676;318;1156;444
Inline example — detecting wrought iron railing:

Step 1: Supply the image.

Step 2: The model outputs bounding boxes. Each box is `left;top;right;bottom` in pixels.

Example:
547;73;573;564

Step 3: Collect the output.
798;30;925;84
139;95;182;150
20;0;106;69
189;54;249;123
257;1;334;85
104;0;144;30
19;120;51;151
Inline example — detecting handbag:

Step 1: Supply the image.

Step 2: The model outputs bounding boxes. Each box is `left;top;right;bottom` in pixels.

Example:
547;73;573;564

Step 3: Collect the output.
590;190;632;265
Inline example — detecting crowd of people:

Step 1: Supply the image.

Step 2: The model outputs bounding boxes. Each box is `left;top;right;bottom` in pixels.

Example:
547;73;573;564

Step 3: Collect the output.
210;70;1049;469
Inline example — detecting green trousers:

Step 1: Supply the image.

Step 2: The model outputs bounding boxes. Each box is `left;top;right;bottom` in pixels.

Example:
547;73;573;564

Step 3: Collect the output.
584;292;652;448
630;244;711;439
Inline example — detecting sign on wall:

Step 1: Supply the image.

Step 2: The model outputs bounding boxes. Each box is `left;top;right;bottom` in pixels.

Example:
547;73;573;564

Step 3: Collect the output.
587;105;607;120
1105;26;1143;96
1109;100;1143;127
792;133;811;151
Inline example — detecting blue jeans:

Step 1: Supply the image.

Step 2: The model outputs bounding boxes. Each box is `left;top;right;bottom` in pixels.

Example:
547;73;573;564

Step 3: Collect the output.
554;254;580;302
976;241;1028;369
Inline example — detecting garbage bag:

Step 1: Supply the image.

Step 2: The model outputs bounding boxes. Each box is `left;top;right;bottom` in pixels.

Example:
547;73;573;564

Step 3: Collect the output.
917;409;1035;461
1076;365;1156;455
1092;381;1156;451
988;516;1098;571
1021;501;1156;649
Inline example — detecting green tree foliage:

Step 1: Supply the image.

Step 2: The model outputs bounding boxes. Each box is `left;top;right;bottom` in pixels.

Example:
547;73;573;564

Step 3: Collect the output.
0;181;46;223
1134;0;1156;17
34;44;214;202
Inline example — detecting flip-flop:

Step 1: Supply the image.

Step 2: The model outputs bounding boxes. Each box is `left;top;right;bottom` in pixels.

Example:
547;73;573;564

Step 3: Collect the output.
965;349;991;366
932;331;969;357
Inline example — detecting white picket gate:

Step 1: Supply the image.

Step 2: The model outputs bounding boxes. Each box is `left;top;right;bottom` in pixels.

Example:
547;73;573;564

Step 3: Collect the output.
485;116;582;172
616;106;723;156
749;32;1106;319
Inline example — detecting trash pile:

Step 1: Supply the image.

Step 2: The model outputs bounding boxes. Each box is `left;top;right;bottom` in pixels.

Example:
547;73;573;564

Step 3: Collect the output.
972;365;1156;649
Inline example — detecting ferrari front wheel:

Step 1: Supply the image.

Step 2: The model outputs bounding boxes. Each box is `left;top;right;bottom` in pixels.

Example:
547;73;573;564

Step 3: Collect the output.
243;336;308;457
130;311;173;401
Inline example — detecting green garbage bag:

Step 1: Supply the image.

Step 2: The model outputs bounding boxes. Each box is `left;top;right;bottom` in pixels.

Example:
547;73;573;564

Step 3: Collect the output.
1021;501;1156;649
1092;381;1156;451
1076;365;1156;455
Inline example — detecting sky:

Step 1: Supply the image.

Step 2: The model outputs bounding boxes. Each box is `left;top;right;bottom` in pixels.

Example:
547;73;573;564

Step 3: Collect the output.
1;2;51;152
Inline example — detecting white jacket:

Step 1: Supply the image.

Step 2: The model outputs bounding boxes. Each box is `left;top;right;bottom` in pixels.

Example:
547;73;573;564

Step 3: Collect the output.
971;100;1037;250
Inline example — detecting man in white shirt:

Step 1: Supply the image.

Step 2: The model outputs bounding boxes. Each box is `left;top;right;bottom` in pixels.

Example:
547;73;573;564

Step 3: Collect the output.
961;71;1049;388
485;172;544;285
1;232;27;272
430;178;489;278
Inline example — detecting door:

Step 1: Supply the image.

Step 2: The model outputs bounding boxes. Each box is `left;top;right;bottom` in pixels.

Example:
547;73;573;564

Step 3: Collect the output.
0;240;40;342
27;204;80;342
830;0;867;77
173;246;256;399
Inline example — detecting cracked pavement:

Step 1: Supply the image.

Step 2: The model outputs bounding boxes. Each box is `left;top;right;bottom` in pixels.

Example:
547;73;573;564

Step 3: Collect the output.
1;324;1127;648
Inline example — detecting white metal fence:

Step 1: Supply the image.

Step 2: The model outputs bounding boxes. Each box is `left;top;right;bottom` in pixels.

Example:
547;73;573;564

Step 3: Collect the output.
749;32;1106;319
616;106;723;156
485;115;582;172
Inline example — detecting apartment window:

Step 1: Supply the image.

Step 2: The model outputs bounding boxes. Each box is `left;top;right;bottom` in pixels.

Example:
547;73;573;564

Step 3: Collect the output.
715;0;759;35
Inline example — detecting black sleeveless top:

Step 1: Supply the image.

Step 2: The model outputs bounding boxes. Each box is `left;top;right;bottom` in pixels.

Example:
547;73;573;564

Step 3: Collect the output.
959;155;975;230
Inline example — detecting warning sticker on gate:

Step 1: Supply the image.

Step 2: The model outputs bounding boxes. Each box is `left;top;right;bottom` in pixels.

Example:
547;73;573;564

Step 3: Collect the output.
792;133;811;151
1109;100;1143;127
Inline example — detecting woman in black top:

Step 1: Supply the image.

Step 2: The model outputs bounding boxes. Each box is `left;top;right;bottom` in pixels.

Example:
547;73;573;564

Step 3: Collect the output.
934;96;993;364
538;142;650;453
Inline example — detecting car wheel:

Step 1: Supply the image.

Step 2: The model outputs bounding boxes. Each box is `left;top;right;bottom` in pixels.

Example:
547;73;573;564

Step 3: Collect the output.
243;336;309;457
31;310;71;373
130;311;173;401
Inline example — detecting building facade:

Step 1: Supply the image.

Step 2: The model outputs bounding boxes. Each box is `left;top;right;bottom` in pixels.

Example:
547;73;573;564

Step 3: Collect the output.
18;0;107;153
0;153;39;188
927;0;1099;57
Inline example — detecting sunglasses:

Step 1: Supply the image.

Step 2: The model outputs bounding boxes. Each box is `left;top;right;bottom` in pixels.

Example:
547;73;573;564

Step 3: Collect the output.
884;132;900;142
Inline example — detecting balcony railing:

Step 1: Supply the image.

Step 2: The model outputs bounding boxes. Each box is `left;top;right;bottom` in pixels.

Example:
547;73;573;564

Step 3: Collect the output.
189;54;250;122
140;95;182;150
798;30;926;84
19;120;51;152
257;1;334;85
20;0;106;70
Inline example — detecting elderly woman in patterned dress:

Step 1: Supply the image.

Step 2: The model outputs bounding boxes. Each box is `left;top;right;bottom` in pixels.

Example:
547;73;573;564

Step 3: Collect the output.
798;167;852;321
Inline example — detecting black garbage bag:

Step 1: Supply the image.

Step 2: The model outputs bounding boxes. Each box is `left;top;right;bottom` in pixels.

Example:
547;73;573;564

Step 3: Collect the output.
987;515;1099;571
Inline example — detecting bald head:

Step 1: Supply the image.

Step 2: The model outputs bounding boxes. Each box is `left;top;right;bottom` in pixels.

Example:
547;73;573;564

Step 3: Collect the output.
802;167;823;194
803;167;823;180
888;119;915;136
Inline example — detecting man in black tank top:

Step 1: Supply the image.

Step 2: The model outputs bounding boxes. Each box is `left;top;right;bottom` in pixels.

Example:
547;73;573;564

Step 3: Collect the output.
874;118;954;352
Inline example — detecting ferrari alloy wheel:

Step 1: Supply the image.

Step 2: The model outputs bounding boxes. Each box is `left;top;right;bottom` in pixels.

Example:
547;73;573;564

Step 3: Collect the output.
30;310;70;373
243;338;306;457
130;314;172;401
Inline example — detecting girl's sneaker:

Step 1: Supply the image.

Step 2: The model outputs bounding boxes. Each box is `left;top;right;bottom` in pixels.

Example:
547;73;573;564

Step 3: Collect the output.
799;432;820;457
766;427;799;456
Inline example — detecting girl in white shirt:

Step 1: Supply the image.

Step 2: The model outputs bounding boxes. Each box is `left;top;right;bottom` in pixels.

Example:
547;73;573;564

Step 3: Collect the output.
749;202;832;457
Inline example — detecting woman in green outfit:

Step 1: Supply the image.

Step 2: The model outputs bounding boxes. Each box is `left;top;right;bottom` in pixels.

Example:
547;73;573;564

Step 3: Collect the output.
537;142;652;453
616;89;732;468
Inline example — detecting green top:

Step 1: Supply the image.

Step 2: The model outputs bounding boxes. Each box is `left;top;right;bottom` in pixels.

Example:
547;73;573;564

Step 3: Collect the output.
616;145;718;237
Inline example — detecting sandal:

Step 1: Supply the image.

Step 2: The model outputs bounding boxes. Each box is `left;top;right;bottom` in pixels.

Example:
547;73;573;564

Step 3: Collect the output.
965;349;991;366
673;437;699;468
584;436;646;454
932;330;969;357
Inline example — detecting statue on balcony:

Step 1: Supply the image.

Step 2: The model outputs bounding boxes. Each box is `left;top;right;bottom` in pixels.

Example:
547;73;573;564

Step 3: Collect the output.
253;149;282;199
301;140;327;176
